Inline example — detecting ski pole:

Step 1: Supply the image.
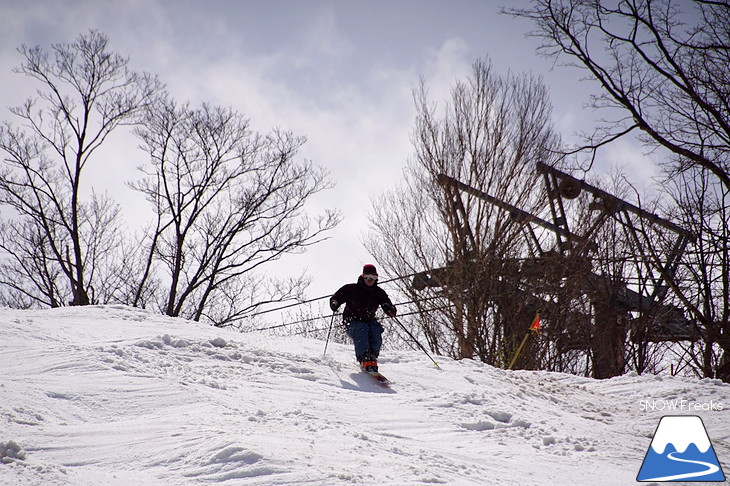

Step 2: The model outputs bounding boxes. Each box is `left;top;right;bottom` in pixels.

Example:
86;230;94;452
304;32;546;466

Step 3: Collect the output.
323;312;337;358
391;315;441;369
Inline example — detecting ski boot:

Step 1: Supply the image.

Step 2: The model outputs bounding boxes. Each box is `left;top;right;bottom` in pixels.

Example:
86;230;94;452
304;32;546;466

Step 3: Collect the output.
359;351;378;373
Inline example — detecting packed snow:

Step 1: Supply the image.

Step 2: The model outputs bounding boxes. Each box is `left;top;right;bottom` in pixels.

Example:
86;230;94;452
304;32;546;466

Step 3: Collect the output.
1;305;728;485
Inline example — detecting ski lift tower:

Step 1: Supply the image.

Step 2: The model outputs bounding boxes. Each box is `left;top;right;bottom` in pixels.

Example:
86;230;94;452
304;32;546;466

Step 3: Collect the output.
412;162;696;378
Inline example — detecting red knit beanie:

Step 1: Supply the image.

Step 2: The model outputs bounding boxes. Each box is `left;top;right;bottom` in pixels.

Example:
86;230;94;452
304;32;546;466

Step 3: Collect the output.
362;264;378;275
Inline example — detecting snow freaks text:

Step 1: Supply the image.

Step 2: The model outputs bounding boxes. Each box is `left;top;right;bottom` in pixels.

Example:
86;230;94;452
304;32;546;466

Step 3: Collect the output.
640;399;724;412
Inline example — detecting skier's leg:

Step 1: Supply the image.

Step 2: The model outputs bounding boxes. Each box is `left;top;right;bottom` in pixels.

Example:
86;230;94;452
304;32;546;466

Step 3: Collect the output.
346;320;369;362
368;321;384;359
355;321;384;372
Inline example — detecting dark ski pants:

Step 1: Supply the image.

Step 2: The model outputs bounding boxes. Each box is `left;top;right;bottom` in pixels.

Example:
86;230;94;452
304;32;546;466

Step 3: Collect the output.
346;320;384;362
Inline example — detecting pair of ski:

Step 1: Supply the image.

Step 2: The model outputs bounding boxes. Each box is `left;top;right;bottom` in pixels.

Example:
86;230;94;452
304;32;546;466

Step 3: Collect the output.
359;364;392;387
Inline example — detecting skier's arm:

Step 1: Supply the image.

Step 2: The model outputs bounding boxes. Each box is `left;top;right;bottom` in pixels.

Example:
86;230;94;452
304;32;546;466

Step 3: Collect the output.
329;297;340;312
330;285;348;312
380;291;396;317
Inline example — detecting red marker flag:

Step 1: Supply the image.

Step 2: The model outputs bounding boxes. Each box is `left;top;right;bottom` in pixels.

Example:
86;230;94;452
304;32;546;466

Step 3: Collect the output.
530;313;541;332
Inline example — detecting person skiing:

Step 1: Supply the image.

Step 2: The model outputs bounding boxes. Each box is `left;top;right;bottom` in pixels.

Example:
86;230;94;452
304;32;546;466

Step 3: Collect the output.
330;264;396;372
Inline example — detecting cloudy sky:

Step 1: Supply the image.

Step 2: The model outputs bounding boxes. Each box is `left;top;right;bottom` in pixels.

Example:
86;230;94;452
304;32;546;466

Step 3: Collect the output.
0;0;656;308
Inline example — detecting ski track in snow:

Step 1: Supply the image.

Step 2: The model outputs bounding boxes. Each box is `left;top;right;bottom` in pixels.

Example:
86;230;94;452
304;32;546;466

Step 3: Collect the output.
0;305;728;485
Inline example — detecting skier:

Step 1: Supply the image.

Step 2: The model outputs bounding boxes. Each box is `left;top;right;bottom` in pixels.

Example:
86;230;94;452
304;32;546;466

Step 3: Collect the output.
330;264;396;372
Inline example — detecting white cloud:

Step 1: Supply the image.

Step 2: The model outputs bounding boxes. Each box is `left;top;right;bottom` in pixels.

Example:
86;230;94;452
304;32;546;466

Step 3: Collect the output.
4;0;658;302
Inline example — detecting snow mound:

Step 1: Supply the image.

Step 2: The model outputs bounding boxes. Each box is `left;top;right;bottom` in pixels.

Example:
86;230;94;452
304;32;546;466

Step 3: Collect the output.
1;305;728;485
0;441;26;463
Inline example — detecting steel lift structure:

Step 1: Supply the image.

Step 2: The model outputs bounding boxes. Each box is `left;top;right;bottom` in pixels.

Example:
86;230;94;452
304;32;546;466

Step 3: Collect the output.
411;162;696;377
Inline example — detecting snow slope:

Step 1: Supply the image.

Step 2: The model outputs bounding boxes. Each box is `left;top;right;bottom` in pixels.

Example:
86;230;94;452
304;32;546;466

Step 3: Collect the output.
1;305;728;485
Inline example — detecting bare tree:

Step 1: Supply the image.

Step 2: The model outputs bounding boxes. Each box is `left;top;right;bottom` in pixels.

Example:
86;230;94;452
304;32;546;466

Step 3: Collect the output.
661;167;729;380
0;218;63;308
101;224;162;309
508;0;730;188
508;0;730;381
0;30;161;307
367;59;561;365
131;97;340;326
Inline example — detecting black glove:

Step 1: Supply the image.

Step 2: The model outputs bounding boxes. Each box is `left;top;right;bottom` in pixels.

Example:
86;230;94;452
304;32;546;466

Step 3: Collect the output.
382;303;396;317
329;298;340;312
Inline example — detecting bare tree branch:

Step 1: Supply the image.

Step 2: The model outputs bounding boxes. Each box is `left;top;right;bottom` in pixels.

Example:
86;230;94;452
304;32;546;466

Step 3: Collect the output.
0;30;162;307
131;96;340;324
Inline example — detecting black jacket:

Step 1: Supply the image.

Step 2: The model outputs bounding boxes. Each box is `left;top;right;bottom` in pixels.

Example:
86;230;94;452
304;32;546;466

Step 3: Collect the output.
332;277;394;322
